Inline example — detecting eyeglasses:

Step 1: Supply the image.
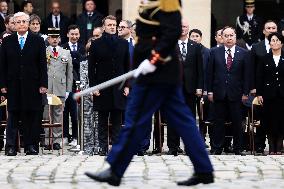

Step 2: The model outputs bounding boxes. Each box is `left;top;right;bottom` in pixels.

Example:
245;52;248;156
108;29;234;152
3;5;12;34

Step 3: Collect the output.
15;20;29;24
118;26;128;30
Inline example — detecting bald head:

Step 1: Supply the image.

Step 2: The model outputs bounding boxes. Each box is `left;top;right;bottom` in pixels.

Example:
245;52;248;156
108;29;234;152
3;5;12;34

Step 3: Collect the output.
181;19;189;38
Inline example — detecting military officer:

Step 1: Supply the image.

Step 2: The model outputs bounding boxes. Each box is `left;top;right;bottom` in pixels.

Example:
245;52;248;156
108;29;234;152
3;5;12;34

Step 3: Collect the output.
45;28;73;150
85;0;214;186
236;0;263;50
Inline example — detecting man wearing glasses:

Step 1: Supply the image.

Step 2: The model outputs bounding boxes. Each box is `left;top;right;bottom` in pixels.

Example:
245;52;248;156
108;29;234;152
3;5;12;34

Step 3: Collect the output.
0;12;48;156
88;15;130;156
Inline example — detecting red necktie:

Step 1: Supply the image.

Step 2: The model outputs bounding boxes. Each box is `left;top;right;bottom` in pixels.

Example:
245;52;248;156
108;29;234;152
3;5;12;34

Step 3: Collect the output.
226;49;233;70
53;47;58;57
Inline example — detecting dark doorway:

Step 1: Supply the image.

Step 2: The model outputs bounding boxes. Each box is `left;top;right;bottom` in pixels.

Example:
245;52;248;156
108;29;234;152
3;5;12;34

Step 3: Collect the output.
255;1;284;23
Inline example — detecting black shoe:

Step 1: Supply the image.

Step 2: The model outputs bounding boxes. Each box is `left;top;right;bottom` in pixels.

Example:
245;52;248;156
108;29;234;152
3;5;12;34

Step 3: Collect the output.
26;145;38;155
152;148;161;154
211;150;222;155
177;173;214;186
167;149;178;156
223;147;234;153
44;145;51;150
177;147;184;153
255;147;264;155
85;168;121;186
53;143;61;150
99;148;108;156
5;147;17;156
137;151;146;156
234;150;246;156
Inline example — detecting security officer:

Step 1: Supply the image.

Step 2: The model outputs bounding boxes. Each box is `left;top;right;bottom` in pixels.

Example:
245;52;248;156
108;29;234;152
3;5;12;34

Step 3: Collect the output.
44;28;73;150
85;0;214;186
236;0;263;50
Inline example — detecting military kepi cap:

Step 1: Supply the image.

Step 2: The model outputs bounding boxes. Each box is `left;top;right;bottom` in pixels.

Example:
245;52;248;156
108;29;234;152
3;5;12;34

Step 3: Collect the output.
47;28;60;37
245;0;255;7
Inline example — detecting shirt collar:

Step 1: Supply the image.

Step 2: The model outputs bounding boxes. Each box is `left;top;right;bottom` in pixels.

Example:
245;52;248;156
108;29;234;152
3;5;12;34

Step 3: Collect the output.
178;38;188;45
50;45;59;52
52;14;60;18
17;31;28;41
225;45;236;54
68;41;78;48
265;38;269;46
247;14;254;19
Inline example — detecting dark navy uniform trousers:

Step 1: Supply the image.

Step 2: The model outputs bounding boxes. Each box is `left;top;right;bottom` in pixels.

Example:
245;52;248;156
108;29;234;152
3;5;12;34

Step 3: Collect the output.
106;83;213;177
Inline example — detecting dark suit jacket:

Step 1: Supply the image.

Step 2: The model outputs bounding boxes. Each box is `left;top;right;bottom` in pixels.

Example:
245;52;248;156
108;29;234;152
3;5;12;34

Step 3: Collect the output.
0;16;5;34
201;44;210;91
179;40;203;94
61;42;86;91
41;13;70;44
207;46;251;101
88;33;130;110
256;51;284;99
76;11;103;45
250;40;267;89
0;32;48;111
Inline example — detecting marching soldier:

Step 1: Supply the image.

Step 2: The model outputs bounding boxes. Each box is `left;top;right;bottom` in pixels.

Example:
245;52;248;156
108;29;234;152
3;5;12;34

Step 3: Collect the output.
85;0;214;186
44;28;73;150
236;0;263;50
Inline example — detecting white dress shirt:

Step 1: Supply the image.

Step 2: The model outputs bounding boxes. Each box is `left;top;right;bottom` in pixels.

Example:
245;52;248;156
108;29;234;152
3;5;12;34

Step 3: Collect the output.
0;12;5;19
126;37;135;46
52;14;61;28
265;38;270;53
17;31;28;44
178;38;188;54
225;45;236;62
68;41;78;51
273;55;280;67
247;14;253;21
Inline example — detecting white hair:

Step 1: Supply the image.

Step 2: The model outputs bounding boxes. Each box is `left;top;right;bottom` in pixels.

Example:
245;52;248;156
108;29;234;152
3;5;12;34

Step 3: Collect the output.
13;12;30;22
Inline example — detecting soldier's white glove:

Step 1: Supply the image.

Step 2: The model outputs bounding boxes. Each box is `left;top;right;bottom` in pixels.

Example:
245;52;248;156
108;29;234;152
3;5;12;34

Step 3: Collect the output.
134;59;157;78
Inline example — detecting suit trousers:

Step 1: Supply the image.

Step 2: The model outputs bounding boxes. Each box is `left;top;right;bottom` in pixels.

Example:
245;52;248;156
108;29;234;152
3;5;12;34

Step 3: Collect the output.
98;109;122;150
167;92;196;150
106;83;213;177
6;110;41;147
63;92;78;140
212;98;243;152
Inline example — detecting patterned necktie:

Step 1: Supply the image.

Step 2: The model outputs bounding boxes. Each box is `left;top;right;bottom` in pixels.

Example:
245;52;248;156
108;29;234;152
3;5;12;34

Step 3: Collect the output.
19;36;25;50
226;49;233;70
72;44;76;51
55;16;59;28
181;42;187;61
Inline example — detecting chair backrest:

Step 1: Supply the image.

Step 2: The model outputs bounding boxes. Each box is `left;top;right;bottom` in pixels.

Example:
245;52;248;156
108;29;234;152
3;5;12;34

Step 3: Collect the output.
46;94;62;106
0;99;7;107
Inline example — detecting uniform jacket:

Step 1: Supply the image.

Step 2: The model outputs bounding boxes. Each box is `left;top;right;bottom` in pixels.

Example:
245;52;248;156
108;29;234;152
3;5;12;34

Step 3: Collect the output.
178;39;203;94
207;45;251;101
46;46;73;97
0;32;48;111
41;13;71;44
256;51;284;99
88;33;130;110
0;16;5;34
134;5;182;85
236;14;263;46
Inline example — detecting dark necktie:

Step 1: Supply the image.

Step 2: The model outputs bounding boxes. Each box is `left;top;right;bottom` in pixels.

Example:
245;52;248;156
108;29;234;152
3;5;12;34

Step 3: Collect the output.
72;44;76;51
55;16;59;28
53;47;58;57
181;42;187;61
226;49;233;70
129;38;134;65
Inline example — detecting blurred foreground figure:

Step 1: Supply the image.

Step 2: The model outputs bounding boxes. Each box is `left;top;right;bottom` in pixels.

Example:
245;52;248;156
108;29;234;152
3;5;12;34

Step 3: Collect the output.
85;0;214;186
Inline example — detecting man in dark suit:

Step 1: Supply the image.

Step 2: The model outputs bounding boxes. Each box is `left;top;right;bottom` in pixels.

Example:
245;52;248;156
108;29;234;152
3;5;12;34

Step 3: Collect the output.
167;19;203;155
41;1;70;44
250;20;278;154
76;0;103;45
0;12;48;156
61;24;85;146
88;15;130;156
236;0;263;50
0;0;8;33
208;26;251;155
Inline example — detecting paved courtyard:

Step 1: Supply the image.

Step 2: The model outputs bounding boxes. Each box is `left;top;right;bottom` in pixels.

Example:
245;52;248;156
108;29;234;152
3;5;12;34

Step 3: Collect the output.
0;153;284;189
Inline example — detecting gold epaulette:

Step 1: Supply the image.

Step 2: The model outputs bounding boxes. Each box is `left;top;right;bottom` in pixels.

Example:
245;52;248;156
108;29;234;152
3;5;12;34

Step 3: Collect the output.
159;0;181;12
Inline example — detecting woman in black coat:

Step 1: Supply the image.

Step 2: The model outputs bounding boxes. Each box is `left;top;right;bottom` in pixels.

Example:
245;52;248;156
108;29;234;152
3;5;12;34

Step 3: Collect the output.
256;32;284;155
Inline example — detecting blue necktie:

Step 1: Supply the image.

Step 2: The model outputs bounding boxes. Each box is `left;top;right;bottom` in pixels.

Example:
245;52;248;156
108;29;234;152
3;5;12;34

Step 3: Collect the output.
19;36;25;50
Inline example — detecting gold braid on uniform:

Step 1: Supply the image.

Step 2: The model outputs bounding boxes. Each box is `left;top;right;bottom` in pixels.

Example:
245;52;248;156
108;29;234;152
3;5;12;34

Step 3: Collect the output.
159;0;181;12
